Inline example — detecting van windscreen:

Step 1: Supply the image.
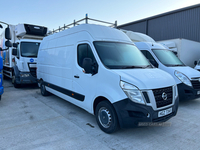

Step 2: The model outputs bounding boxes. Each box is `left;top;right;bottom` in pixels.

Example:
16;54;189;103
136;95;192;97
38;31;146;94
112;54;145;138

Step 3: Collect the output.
153;49;184;67
93;42;151;69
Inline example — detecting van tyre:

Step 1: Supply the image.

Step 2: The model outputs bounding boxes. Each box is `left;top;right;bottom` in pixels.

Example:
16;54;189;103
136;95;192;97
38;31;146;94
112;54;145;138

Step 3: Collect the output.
95;101;119;134
12;74;21;88
40;81;50;96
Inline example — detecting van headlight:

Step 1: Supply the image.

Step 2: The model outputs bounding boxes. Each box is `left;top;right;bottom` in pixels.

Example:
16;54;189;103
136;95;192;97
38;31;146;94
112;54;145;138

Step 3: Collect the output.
174;70;192;87
120;81;145;104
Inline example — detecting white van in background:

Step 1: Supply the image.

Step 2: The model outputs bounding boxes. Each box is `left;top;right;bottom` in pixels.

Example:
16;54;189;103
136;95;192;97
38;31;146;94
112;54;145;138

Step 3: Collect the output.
37;24;178;133
123;30;200;101
194;59;200;71
157;38;200;68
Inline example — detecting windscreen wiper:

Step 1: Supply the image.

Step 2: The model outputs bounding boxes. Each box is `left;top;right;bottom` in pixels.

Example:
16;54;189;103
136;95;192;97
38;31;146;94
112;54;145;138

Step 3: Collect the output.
144;65;153;68
173;64;184;66
122;66;144;69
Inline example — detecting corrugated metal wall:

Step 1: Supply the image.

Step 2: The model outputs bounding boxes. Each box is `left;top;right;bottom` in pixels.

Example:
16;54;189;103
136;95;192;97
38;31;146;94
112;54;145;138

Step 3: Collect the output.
119;4;200;42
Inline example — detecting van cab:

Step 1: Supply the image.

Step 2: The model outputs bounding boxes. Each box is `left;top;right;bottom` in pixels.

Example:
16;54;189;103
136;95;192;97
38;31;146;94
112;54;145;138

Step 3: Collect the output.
135;42;200;101
37;24;178;133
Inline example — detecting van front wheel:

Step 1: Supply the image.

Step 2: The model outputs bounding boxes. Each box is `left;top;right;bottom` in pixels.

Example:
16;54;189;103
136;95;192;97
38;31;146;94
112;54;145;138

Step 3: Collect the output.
40;81;49;96
95;101;119;134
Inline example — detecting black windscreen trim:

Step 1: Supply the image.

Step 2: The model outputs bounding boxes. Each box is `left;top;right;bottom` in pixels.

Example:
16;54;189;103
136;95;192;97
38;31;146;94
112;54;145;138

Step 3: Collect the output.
44;81;85;101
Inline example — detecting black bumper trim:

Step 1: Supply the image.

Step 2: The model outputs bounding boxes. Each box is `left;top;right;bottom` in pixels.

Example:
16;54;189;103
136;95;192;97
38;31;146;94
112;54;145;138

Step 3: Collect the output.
16;72;37;84
113;97;179;128
43;81;85;102
177;83;200;101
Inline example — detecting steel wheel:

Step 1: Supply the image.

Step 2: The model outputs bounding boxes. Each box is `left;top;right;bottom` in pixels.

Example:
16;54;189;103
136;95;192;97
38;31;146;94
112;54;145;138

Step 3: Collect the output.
98;107;112;128
95;101;119;133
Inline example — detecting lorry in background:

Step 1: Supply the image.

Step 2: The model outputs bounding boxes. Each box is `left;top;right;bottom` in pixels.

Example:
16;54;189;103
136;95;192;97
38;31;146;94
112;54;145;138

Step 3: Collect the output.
123;30;200;101
157;38;200;68
0;24;48;88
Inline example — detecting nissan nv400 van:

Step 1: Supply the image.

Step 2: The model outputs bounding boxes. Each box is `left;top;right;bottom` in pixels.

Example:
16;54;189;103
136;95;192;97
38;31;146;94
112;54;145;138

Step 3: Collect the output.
37;24;178;133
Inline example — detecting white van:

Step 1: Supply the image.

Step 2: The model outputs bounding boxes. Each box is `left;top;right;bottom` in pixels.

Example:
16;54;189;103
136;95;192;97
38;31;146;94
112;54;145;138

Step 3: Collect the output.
194;59;200;71
123;31;200;101
135;42;200;101
37;24;178;133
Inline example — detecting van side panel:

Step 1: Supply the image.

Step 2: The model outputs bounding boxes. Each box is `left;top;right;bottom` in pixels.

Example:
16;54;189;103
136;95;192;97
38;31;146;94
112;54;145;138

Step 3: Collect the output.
38;30;127;114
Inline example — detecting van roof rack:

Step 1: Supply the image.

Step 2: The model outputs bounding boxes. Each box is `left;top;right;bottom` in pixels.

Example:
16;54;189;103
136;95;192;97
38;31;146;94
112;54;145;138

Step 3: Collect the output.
52;14;117;33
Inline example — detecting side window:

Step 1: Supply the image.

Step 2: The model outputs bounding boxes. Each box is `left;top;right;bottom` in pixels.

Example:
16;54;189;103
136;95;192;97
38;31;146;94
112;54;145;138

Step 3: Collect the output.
141;51;147;57
141;50;158;68
77;44;95;68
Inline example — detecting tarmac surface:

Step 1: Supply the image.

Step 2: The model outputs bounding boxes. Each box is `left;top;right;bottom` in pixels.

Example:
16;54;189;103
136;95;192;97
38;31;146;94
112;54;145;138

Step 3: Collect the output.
0;78;200;150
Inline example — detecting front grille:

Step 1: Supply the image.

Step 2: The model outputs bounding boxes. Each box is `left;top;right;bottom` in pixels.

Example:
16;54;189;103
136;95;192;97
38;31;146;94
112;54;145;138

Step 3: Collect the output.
191;80;200;90
152;86;173;108
30;68;36;77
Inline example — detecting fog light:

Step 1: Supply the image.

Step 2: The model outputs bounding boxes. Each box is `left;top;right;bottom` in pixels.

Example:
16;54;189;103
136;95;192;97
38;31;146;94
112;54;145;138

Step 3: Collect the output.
147;113;150;118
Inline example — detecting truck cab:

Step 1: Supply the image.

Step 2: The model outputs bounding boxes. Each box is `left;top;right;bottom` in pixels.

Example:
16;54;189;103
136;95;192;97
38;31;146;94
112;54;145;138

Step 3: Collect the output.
12;39;41;87
0;24;48;88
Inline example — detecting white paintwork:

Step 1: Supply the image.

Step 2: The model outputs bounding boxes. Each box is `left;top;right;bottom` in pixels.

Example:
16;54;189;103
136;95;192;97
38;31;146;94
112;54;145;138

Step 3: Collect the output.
0;24;47;78
121;30;155;43
194;59;200;71
37;24;176;115
158;38;200;68
134;42;200;84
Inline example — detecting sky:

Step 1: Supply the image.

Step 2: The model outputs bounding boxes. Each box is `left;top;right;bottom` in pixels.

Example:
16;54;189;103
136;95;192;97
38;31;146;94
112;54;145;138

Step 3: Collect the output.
0;0;200;31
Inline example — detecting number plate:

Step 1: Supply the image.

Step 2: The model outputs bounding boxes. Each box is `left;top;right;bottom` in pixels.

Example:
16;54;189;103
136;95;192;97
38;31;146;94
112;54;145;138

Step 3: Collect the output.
158;107;172;117
197;91;200;95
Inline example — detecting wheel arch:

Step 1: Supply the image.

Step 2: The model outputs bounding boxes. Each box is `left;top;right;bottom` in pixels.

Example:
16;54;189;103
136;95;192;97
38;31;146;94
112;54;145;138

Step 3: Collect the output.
93;96;112;115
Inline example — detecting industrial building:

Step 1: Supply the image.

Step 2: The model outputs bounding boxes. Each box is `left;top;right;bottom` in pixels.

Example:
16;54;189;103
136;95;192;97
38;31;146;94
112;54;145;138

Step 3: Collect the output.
118;4;200;42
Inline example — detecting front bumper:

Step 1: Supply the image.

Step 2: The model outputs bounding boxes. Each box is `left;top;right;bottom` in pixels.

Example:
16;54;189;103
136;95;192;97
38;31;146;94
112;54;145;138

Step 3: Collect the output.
177;83;200;101
16;72;37;84
113;97;179;128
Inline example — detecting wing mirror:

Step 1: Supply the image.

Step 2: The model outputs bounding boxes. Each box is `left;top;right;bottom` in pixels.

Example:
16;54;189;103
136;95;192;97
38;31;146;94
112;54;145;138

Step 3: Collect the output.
5;27;11;40
5;40;12;47
13;43;18;48
82;58;98;75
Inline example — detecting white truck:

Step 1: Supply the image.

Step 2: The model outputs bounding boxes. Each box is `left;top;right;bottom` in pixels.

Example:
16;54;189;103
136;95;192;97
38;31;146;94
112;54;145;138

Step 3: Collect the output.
123;30;200;101
0;24;48;88
157;38;200;68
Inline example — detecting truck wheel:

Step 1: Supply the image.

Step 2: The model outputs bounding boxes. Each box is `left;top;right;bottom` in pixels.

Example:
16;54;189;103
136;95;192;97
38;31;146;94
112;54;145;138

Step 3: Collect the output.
40;81;49;96
12;74;21;88
95;101;119;134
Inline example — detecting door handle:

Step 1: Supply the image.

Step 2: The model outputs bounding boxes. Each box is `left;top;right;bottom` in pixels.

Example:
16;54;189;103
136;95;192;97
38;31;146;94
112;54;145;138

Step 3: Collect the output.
74;75;79;78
